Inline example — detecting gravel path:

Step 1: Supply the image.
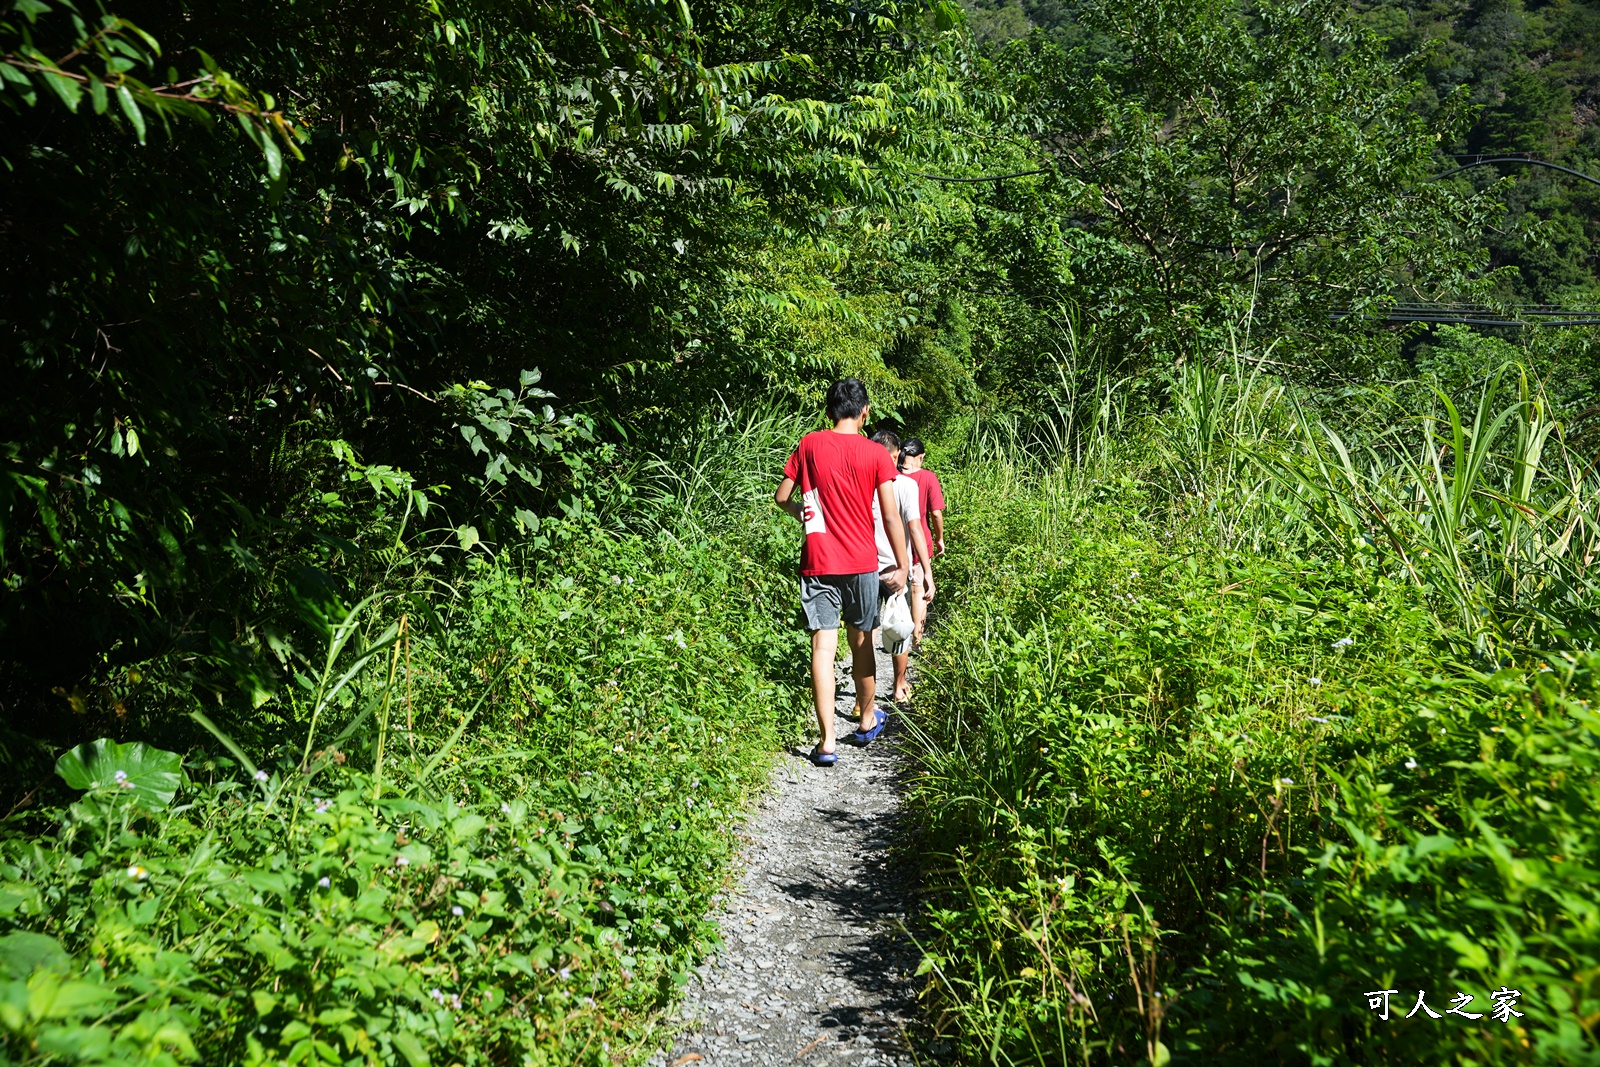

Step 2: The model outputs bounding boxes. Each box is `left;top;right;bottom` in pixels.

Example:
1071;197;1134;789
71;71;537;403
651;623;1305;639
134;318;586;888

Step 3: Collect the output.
651;648;934;1067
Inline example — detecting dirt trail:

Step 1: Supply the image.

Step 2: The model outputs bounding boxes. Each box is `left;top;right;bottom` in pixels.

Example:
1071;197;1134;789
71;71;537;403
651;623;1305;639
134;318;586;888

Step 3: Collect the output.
651;649;935;1067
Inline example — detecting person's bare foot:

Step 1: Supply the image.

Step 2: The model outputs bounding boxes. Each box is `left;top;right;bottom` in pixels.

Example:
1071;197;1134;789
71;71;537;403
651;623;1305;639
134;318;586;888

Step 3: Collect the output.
893;686;910;703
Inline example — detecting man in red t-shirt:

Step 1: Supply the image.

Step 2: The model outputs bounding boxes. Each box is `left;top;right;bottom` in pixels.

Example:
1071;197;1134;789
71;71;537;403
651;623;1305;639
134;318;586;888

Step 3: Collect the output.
898;437;945;644
775;379;909;766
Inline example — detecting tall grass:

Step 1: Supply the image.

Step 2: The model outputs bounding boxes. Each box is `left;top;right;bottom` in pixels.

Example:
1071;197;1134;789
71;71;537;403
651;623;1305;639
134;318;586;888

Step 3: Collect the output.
632;398;810;542
905;351;1600;1065
1267;367;1600;650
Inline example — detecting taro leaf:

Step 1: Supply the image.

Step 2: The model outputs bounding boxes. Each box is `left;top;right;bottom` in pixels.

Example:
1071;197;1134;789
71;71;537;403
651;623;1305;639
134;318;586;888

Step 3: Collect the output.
55;738;185;810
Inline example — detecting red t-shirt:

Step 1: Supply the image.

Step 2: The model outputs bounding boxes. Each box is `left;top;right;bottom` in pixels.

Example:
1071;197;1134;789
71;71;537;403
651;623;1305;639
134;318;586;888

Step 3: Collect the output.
782;430;898;576
908;468;946;526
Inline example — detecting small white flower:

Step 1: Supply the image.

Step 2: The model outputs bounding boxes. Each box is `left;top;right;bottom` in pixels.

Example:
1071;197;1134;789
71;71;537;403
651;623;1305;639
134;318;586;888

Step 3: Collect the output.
394;855;410;867
1279;777;1293;786
127;864;150;880
1308;677;1321;687
113;770;128;783
1130;571;1139;579
500;802;512;814
1307;716;1331;724
1404;758;1419;770
318;876;331;888
253;769;269;782
314;798;331;813
558;967;571;980
119;779;135;790
613;744;625;754
610;574;621;584
451;905;465;916
1332;637;1354;649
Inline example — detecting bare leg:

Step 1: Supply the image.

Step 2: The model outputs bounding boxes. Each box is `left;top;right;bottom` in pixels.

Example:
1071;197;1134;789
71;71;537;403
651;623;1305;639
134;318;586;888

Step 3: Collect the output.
892;652;910;702
811;627;839;753
911;584;927;645
848;625;878;732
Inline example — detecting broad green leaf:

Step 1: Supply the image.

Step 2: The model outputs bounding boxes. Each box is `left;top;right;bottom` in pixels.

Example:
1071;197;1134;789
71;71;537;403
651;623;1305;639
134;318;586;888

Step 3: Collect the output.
0;933;69;980
55;738;184;809
392;1030;431;1066
39;70;83;113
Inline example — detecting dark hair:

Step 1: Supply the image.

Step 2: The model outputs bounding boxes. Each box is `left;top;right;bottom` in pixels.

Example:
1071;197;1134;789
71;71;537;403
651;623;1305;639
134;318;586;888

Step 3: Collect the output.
900;437;926;458
825;378;869;421
869;428;900;451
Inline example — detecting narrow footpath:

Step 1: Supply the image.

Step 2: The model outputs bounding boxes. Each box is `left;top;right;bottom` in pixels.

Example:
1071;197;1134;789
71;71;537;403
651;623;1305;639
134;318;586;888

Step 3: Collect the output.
653;649;933;1067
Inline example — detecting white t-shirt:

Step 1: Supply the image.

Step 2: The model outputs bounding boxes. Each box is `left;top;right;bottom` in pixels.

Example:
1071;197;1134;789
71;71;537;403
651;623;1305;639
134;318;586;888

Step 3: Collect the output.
871;474;921;573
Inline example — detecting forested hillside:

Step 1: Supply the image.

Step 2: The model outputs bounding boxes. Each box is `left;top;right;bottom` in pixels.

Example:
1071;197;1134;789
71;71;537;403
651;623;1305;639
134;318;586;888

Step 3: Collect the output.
965;0;1600;303
2;0;1598;1064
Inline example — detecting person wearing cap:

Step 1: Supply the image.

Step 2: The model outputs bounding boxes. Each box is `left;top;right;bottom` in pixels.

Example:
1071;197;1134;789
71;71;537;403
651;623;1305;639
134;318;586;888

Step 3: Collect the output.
898;437;945;644
869;429;934;704
774;378;909;767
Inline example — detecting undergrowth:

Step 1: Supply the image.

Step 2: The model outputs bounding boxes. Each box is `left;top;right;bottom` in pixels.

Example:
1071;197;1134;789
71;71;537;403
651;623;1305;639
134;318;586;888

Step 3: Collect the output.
0;410;812;1066
906;363;1600;1065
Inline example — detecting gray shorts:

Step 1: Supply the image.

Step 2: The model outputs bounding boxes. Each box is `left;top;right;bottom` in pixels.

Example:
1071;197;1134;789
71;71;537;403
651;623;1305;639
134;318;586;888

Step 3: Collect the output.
799;572;880;632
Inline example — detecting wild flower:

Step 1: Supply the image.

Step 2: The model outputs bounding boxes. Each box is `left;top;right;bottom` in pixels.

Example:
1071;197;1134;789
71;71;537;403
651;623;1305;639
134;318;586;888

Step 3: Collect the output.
314;798;331;813
253;769;269;782
1307;716;1331;723
1279;777;1293;786
452;905;465;916
395;855;410;867
318;876;331;888
126;864;150;880
113;770;128;783
558;968;572;980
1332;637;1354;649
1404;758;1419;770
613;744;625;754
1308;677;1321;686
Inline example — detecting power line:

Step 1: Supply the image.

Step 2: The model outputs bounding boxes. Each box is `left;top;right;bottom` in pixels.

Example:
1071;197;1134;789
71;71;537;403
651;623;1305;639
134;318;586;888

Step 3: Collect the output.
1334;303;1600;327
1430;154;1600;188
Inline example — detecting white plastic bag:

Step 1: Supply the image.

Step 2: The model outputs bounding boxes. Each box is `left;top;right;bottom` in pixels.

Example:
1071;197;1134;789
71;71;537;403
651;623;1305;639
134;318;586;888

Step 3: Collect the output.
880;587;914;651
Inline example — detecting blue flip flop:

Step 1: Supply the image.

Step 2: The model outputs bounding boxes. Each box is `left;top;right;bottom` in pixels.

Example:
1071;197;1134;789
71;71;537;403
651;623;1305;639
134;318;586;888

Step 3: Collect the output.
851;709;888;746
808;745;838;767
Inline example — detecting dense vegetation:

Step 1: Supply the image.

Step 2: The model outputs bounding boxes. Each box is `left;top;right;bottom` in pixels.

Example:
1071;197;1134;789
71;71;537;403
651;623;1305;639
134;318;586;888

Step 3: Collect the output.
965;0;1600;306
3;0;1599;1064
907;352;1599;1063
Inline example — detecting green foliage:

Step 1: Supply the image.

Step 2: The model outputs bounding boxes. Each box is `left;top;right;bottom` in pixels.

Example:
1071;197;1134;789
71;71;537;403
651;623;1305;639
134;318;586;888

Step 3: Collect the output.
905;368;1600;1063
53;739;184;812
995;0;1497;365
0;0;968;726
0;487;809;1063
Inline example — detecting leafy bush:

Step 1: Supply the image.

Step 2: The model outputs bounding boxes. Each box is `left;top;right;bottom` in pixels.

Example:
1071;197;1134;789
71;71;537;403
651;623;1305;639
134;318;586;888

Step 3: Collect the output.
906;439;1600;1064
0;517;809;1065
